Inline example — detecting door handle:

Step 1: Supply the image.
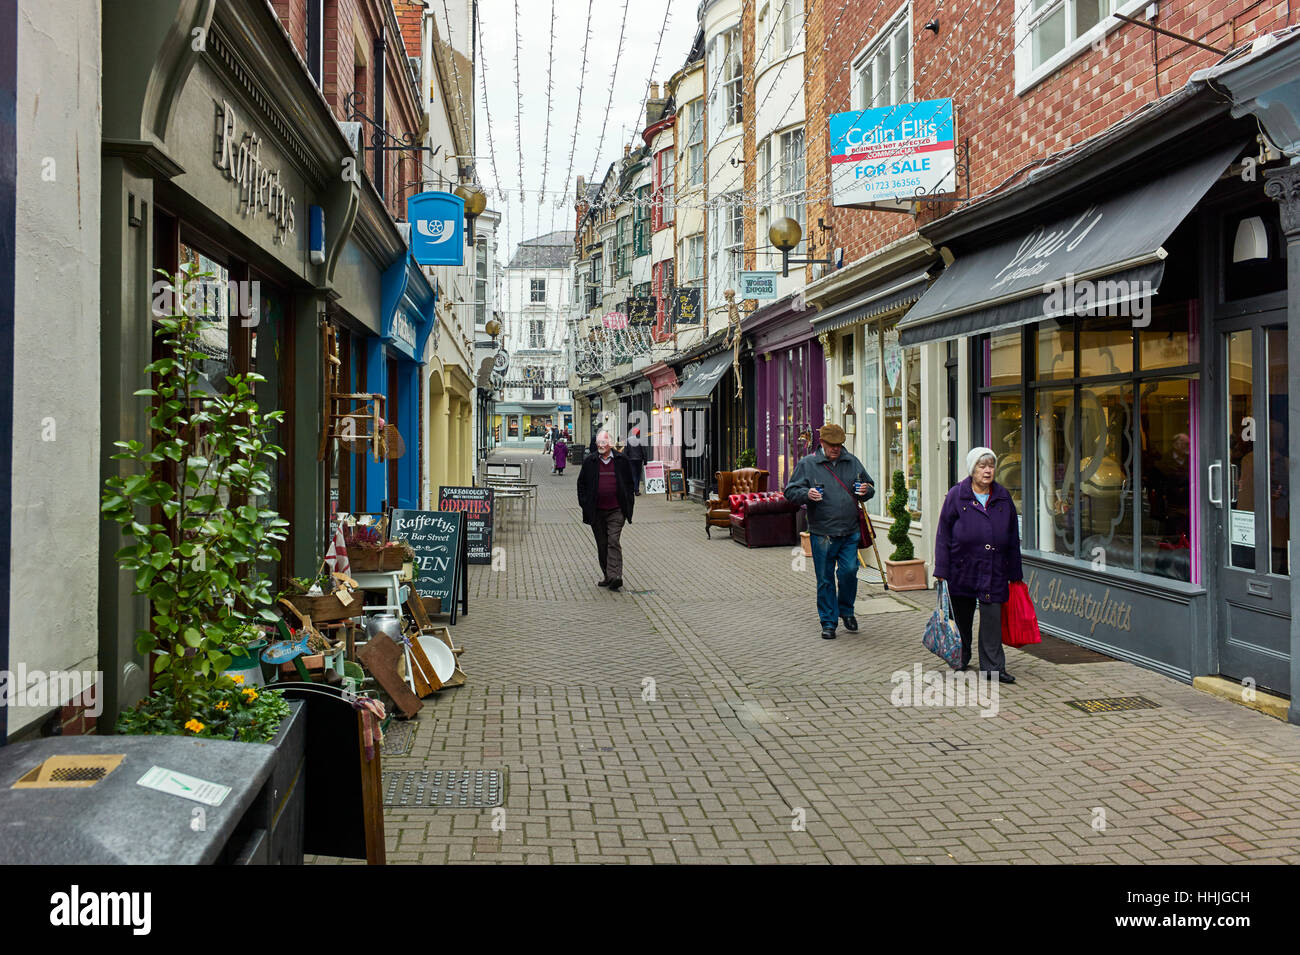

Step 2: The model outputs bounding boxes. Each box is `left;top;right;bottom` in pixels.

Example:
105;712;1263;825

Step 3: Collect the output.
1208;460;1223;507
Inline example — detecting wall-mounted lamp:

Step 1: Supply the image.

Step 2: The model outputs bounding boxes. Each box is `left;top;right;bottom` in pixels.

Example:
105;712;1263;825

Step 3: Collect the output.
1233;215;1269;263
769;217;835;278
924;18;940;33
652;405;660;414
663;404;673;415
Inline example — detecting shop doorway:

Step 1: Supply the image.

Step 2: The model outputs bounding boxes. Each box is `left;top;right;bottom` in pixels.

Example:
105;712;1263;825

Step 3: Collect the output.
1211;309;1290;695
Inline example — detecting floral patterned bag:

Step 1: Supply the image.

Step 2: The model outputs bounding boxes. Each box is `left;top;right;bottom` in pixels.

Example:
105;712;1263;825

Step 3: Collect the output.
922;580;964;669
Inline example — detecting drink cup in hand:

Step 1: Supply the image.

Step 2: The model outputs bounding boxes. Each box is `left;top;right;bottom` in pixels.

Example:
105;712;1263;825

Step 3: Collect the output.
854;482;867;495
810;485;824;502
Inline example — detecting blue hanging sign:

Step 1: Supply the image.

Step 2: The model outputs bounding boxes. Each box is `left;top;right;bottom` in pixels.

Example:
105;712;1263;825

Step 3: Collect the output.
407;191;465;266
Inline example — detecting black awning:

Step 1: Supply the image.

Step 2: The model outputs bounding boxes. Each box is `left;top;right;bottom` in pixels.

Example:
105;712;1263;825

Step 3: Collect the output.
898;142;1242;346
669;351;733;405
811;269;932;335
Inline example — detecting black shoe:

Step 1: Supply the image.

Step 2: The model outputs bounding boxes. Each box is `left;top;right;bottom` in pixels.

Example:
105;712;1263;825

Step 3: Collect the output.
998;671;1016;684
607;578;622;591
841;616;859;632
635;491;641;496
821;626;837;640
597;579;610;587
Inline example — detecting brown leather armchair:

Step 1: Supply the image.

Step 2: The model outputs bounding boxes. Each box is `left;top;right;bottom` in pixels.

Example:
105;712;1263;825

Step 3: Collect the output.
706;468;769;537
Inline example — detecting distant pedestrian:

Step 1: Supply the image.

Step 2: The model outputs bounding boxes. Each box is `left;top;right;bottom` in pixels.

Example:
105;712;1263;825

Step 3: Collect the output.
544;426;554;454
625;426;647;495
576;430;635;591
783;423;874;640
552;436;569;475
933;447;1023;684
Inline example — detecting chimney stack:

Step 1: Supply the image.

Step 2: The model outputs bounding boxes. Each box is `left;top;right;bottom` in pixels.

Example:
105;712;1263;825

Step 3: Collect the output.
644;79;669;128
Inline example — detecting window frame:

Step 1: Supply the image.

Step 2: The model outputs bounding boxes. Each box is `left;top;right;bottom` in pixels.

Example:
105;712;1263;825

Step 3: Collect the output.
617;216;632;279
1014;0;1146;95
529;276;546;304
850;3;912;111
974;316;1203;583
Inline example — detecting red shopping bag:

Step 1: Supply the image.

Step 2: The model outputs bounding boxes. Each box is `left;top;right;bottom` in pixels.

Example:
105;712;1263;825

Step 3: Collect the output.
1001;581;1042;646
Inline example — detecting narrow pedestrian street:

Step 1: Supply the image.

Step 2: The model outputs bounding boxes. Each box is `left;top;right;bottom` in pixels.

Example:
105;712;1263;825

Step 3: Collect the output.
319;450;1300;864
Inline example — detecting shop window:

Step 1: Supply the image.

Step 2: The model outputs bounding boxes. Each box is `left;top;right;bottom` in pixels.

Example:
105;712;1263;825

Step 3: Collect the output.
840;333;854;377
1141;377;1196;580
1140;304;1198;370
990;316;1200;583
1034;388;1077;558
860;324;883;514
1078;317;1134;377
1034;319;1075;380
905;345;922;513
984;329;1022;387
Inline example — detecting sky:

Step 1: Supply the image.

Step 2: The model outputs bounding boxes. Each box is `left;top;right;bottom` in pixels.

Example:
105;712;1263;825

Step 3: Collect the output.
475;0;700;266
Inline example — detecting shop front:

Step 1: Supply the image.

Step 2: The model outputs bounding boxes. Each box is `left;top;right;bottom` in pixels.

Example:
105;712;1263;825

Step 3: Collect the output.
745;296;825;490
670;343;747;499
376;248;437;510
645;361;682;468
899;68;1298;708
802;240;939;546
99;0;362;720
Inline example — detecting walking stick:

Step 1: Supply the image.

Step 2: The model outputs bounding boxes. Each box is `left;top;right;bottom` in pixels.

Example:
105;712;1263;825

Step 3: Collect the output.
861;505;889;590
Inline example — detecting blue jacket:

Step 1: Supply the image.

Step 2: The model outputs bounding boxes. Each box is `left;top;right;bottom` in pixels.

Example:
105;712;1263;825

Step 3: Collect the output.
784;448;874;537
934;478;1023;603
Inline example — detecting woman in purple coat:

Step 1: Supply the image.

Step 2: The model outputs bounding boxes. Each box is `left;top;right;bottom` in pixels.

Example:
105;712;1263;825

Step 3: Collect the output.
933;447;1023;683
552;437;569;475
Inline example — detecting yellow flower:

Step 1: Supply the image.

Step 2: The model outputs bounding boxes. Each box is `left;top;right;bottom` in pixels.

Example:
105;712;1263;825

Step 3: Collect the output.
242;688;258;702
184;718;205;733
229;673;245;685
215;700;229;711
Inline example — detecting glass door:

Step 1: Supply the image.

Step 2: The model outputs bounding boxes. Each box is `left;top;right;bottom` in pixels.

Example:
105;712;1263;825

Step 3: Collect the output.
1212;313;1291;694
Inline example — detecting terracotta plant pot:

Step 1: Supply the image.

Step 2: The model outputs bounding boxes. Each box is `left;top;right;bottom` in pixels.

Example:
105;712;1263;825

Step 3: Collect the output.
884;558;928;591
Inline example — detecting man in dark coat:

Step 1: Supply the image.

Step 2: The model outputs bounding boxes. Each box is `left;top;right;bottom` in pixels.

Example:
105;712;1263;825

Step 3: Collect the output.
934;446;1023;682
576;429;636;591
625;426;647;495
784;423;875;640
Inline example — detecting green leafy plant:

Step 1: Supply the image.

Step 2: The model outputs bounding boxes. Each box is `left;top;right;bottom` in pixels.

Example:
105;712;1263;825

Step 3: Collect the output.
737;447;757;468
887;470;914;561
101;265;290;731
116;674;289;743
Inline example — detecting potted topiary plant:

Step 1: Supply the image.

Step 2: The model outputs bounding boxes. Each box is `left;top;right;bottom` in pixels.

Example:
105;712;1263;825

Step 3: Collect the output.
101;265;294;741
884;469;928;590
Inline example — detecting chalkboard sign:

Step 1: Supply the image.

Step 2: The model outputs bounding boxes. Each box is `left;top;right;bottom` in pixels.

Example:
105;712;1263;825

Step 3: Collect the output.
439;485;494;564
666;468;686;500
389;509;469;624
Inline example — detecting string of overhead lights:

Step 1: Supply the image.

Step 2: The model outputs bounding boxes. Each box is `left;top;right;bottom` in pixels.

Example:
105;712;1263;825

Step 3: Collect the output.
586;0;633;187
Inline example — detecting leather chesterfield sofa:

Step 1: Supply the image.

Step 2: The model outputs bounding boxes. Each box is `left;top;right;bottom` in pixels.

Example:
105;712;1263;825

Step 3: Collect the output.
728;491;800;548
706;468;769;537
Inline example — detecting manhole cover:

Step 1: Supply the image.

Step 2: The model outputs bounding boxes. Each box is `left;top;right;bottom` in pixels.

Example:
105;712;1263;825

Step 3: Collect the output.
382;720;418;758
1064;696;1161;713
382;769;504;808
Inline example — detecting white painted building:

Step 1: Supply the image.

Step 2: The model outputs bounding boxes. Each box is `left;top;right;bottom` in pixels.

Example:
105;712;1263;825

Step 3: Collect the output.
497;231;575;443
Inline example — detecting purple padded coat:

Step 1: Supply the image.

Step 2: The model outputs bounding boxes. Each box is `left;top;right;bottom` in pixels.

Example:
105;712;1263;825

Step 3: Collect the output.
933;477;1024;604
552;441;568;468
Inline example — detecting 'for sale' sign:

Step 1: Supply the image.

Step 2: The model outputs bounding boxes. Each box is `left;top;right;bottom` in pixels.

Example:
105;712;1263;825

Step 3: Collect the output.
830;98;956;207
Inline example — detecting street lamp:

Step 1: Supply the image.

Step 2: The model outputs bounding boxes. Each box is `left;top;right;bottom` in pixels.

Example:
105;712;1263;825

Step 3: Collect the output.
768;217;835;278
454;182;487;245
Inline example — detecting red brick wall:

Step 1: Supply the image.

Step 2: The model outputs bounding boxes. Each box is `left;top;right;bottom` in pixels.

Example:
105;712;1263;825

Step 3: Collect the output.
269;0;308;59
811;0;1291;264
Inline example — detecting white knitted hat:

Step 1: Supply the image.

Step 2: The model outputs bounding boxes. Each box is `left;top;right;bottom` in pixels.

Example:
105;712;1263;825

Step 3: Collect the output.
966;446;996;475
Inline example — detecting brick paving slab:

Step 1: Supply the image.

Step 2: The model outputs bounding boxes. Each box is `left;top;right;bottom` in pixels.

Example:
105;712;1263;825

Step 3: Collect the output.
308;449;1300;865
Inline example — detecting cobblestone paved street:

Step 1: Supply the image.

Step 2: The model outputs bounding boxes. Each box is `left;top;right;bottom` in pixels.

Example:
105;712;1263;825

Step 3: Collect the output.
334;451;1300;864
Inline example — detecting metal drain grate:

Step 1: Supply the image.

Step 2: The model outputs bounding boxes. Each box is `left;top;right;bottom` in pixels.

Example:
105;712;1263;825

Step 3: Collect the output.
381;720;417;758
382;769;504;808
1064;696;1162;714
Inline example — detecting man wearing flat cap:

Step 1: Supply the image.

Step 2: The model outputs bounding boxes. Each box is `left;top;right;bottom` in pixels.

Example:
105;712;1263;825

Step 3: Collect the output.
784;423;875;640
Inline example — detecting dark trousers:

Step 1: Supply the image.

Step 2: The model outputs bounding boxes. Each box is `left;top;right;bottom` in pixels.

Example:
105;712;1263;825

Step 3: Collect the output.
630;459;644;491
591;508;625;581
949;595;1007;673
